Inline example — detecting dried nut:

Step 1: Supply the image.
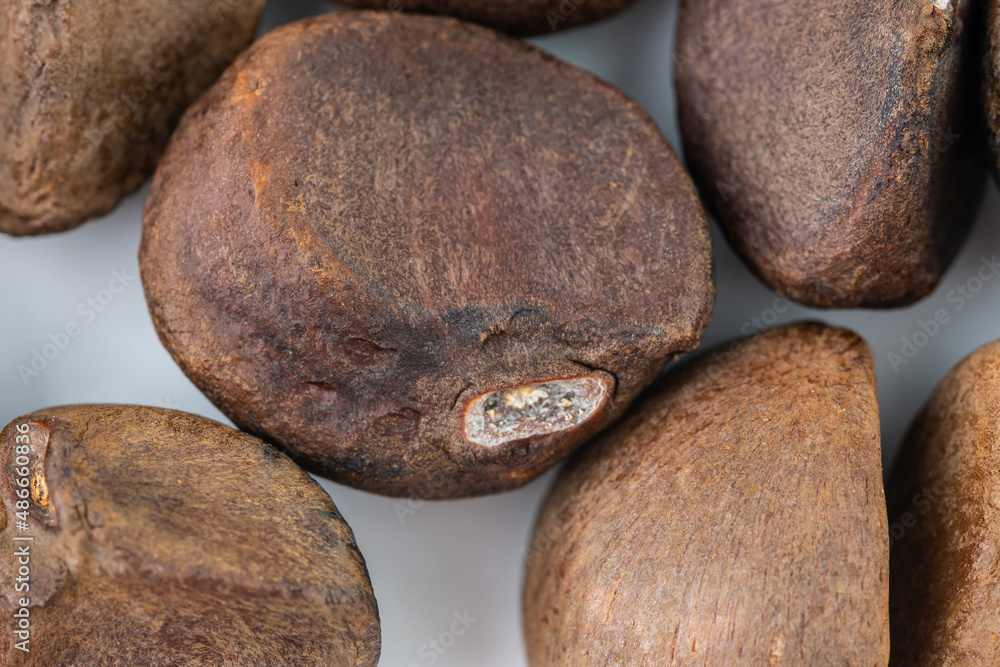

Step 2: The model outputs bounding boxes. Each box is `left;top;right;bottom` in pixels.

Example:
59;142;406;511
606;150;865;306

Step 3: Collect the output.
675;0;986;308
524;323;888;665
140;13;714;499
329;0;634;36
0;405;380;665
984;0;1000;182
887;339;1000;665
0;0;265;235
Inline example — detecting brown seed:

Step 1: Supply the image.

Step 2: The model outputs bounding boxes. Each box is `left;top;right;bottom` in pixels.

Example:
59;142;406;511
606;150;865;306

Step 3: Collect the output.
0;0;265;236
139;12;714;499
330;0;634;36
0;405;380;665
886;339;1000;665
675;0;987;308
984;0;1000;179
523;323;888;665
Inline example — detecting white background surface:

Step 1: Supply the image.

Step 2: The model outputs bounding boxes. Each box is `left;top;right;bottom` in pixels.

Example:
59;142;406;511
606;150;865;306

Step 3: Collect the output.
2;1;1000;665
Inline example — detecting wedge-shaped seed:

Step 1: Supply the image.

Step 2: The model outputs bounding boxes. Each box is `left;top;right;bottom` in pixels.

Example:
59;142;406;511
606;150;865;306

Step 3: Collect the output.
0;405;380;666
140;13;714;499
524;323;888;666
675;0;986;308
0;0;265;235
887;339;1000;665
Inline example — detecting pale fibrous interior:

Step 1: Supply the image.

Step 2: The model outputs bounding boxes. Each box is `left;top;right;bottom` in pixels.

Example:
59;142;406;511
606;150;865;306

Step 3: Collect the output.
464;378;606;447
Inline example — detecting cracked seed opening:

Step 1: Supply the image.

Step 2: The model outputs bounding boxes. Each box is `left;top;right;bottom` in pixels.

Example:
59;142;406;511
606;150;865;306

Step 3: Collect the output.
464;378;607;447
4;421;56;526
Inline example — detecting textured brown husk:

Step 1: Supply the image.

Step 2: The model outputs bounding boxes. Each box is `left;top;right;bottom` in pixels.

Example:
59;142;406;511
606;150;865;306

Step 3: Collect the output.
0;405;380;666
329;0;634;36
676;0;987;308
523;322;889;666
139;12;714;499
984;0;1000;180
886;339;1000;665
0;0;265;236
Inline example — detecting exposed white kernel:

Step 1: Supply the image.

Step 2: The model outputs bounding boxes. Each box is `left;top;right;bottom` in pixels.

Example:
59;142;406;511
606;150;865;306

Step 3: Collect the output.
464;378;607;447
504;387;549;409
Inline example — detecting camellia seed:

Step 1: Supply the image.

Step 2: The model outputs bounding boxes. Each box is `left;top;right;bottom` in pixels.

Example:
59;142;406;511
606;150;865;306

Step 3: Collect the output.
0;0;266;235
524;323;888;665
140;12;714;499
0;405;380;665
675;0;986;307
